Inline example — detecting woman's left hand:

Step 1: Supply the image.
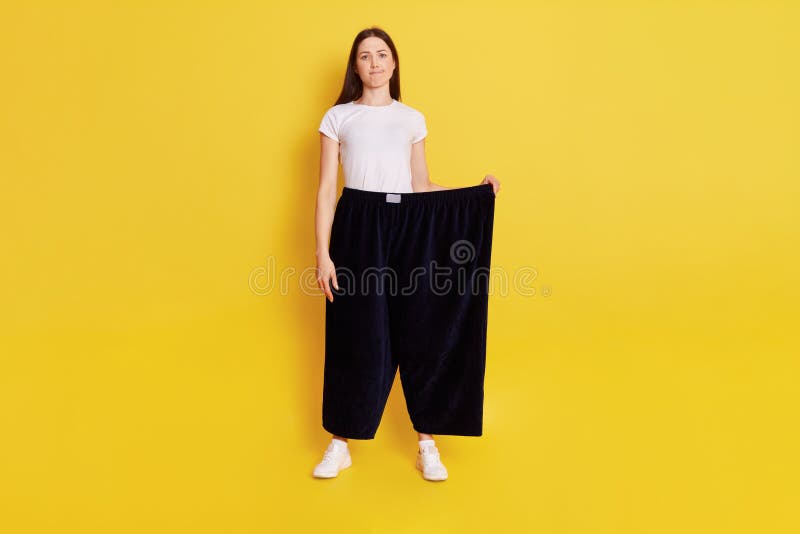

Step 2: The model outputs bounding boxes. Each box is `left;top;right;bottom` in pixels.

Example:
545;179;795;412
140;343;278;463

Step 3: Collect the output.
480;174;500;195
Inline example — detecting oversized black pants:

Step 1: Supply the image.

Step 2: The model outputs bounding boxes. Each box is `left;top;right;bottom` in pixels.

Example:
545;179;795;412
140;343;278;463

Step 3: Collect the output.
322;183;496;439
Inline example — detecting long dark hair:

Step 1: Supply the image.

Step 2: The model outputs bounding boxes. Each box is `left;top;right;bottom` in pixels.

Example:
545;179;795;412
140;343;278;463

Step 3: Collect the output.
333;27;401;106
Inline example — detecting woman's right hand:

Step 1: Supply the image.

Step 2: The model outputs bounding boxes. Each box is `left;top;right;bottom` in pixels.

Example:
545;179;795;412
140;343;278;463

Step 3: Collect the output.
316;253;339;303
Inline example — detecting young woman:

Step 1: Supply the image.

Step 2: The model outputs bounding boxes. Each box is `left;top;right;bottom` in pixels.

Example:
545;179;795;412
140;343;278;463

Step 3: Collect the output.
313;27;500;481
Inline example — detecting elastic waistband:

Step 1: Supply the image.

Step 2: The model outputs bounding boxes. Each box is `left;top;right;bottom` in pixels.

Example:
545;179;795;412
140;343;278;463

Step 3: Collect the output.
341;183;494;206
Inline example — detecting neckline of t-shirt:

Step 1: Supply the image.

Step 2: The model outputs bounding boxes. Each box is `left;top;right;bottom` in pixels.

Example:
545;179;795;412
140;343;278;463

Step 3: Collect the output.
350;98;398;108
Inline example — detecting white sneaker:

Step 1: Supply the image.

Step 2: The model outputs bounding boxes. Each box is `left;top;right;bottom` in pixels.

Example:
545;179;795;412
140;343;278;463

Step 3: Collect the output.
416;444;448;481
312;439;351;478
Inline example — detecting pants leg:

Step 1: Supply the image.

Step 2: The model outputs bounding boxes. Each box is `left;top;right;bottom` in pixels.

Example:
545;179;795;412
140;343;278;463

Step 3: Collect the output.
322;195;395;439
388;184;496;436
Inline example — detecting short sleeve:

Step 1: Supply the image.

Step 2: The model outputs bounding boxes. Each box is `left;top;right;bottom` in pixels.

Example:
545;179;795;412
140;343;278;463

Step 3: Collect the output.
412;112;427;143
318;108;339;142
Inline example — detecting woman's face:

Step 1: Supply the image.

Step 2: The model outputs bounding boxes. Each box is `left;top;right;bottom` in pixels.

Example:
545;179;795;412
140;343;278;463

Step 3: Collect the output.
354;37;395;88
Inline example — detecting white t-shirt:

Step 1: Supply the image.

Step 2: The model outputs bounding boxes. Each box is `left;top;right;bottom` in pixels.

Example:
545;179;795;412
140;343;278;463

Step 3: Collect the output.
318;98;427;193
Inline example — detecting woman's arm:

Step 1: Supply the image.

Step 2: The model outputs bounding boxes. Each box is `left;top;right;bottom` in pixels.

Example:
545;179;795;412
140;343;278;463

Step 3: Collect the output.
316;133;340;301
410;139;451;192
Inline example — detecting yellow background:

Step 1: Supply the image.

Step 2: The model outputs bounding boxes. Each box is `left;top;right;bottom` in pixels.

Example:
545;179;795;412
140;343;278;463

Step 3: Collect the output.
1;0;798;532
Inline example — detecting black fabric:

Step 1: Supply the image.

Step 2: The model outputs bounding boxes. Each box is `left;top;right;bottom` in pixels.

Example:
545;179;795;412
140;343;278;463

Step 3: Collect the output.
322;183;496;439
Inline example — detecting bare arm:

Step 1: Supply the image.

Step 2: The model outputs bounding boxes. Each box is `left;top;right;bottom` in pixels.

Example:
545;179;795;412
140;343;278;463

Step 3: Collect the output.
316;133;340;301
411;136;503;196
410;138;451;192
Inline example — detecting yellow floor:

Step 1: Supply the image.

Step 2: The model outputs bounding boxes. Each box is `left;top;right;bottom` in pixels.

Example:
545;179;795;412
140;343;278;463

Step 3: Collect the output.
3;308;796;533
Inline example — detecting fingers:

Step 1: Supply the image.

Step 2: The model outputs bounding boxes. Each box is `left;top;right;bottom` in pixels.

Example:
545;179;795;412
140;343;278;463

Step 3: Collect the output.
482;174;500;195
317;269;337;302
322;278;333;302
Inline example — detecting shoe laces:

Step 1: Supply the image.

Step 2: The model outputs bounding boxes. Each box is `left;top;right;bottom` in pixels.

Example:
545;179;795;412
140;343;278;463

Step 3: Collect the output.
420;446;440;464
321;445;343;464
